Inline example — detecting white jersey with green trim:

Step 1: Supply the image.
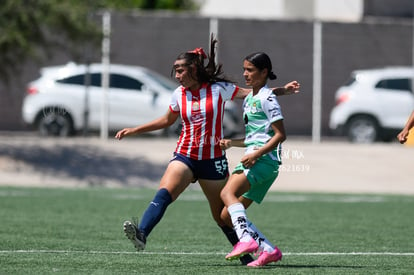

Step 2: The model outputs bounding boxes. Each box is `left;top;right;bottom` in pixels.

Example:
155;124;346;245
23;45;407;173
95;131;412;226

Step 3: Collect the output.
243;85;283;162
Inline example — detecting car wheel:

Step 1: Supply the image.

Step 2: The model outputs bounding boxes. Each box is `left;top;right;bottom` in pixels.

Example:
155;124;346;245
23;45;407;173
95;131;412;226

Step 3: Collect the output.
346;116;378;143
37;108;74;137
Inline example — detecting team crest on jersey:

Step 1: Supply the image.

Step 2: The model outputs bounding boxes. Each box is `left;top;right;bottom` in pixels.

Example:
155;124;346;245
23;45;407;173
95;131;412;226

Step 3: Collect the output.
250;102;258;114
192;102;200;111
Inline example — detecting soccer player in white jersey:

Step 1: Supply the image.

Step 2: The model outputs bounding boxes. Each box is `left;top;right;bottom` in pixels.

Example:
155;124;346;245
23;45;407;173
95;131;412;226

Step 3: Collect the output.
115;36;299;265
219;52;287;267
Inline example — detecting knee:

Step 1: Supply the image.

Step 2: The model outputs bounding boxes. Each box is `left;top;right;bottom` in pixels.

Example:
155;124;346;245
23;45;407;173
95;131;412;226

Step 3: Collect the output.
220;189;228;204
220;188;235;207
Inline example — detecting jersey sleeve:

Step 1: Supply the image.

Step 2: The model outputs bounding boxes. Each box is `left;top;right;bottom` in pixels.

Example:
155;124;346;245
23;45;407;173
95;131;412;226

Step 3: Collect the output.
169;87;181;113
263;92;283;123
217;82;238;101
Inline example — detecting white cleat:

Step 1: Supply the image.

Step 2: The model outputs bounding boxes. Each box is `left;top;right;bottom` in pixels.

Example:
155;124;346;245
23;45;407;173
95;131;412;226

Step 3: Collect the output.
123;220;146;251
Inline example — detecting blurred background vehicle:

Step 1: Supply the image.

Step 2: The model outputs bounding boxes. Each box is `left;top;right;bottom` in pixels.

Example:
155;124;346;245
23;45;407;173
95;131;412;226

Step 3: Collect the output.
21;63;242;137
329;67;414;143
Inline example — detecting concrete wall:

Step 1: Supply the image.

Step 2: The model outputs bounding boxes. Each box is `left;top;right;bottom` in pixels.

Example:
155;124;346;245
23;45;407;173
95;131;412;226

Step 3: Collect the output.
199;0;363;22
0;12;412;136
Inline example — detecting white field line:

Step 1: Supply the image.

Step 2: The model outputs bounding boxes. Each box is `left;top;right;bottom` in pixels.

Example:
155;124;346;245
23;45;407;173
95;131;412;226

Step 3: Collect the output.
0;250;413;256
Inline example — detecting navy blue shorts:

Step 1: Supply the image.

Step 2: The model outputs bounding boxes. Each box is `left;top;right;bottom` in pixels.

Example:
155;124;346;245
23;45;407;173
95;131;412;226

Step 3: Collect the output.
171;153;229;180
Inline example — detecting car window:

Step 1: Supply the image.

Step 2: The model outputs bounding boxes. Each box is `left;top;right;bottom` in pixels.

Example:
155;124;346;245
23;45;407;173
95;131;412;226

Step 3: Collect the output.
57;74;85;85
110;74;143;90
56;73;144;91
90;73;102;86
56;73;102;87
343;75;356;86
143;70;177;90
375;78;412;92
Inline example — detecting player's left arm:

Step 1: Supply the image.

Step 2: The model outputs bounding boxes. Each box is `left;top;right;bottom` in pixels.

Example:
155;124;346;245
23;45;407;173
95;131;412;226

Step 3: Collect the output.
240;94;286;168
253;120;286;156
272;80;301;96
240;119;286;168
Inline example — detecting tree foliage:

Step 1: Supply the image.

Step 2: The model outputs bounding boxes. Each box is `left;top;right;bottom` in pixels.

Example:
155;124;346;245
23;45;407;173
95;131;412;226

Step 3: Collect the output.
101;0;196;10
0;0;196;82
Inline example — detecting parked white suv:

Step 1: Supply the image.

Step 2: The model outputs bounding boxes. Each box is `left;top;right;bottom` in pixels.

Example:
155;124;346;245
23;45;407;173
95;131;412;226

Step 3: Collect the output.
22;63;241;137
329;67;414;143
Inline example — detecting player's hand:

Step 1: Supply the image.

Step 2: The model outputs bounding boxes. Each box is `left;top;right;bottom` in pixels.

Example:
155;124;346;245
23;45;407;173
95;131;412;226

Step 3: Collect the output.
241;153;258;168
219;139;232;150
284;81;300;95
115;128;134;140
397;130;409;144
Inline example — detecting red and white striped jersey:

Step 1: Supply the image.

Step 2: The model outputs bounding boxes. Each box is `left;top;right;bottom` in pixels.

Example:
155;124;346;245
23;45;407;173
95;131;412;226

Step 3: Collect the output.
169;82;239;160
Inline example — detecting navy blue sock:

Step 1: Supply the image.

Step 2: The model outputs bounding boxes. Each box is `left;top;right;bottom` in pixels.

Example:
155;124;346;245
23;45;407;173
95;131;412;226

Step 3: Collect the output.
138;188;172;237
220;225;239;246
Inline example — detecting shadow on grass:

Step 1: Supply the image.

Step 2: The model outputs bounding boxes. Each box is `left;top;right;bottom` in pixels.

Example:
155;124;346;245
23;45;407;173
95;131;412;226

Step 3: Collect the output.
0;143;167;186
217;262;365;270
272;263;364;269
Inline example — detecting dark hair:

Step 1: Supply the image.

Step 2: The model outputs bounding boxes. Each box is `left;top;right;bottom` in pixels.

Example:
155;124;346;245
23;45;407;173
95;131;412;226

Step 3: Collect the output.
172;34;234;84
244;52;277;80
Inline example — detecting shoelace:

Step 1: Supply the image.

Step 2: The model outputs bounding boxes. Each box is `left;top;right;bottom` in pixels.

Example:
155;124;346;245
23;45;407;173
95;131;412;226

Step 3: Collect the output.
132;216;139;228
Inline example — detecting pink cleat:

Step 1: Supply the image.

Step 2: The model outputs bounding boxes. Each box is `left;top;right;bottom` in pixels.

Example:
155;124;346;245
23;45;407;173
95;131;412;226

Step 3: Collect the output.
247;246;283;267
225;239;259;261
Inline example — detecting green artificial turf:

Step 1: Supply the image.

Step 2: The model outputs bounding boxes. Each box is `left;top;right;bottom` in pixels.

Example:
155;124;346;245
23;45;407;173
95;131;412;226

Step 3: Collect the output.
0;187;413;274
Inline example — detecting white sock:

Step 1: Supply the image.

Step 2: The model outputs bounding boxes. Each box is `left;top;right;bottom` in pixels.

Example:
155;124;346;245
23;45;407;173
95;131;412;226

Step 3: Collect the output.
248;222;275;253
227;203;253;242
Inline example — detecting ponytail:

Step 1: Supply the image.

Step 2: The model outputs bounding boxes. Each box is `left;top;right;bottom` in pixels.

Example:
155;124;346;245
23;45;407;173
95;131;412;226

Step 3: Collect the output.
172;34;235;84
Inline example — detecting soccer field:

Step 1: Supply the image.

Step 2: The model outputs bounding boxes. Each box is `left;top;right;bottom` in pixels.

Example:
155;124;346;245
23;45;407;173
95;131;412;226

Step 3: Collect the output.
1;187;413;274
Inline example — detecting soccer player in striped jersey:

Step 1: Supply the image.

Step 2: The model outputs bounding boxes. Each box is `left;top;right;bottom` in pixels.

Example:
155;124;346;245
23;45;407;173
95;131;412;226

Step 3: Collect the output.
219;52;287;267
115;36;299;265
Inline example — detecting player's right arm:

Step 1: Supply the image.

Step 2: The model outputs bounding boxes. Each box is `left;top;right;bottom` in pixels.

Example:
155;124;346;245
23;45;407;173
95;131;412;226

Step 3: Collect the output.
233;81;301;99
397;110;414;144
115;109;179;140
219;138;245;150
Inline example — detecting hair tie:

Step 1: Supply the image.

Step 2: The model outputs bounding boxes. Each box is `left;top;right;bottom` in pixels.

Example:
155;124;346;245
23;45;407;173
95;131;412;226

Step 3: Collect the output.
188;47;207;59
269;71;277;80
